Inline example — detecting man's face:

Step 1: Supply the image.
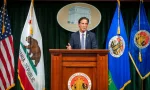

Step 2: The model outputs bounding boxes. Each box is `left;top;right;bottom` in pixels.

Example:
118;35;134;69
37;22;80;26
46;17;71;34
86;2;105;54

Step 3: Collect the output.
78;19;88;32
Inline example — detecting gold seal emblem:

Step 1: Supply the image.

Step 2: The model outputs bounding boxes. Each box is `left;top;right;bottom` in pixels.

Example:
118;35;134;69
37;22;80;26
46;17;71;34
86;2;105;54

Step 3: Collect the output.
134;30;150;49
68;72;91;90
109;36;125;57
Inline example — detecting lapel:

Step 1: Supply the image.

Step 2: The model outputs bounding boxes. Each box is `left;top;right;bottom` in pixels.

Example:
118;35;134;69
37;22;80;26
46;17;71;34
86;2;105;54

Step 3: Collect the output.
86;31;89;49
77;31;81;48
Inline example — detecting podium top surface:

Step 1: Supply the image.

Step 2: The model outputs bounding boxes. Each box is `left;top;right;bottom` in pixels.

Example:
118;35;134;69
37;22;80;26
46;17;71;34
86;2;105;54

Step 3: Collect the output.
49;49;109;54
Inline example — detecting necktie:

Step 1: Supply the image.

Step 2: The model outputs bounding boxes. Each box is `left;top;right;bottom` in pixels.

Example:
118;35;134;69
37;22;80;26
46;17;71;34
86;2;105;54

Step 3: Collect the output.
81;34;85;49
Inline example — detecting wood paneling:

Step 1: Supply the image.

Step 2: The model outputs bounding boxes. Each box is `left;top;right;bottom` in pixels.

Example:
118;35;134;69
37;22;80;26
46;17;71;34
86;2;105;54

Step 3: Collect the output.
50;49;109;90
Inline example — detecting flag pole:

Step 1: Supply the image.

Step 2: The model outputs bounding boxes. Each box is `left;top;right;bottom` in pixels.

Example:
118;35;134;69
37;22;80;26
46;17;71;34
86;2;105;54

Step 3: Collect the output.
4;0;7;5
31;0;34;17
138;0;143;62
139;1;143;90
141;80;143;90
2;0;7;34
117;0;120;35
29;0;34;56
29;0;34;36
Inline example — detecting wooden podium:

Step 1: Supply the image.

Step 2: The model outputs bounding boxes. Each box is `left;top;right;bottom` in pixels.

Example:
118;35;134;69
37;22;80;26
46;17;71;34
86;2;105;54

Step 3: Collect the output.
49;49;108;90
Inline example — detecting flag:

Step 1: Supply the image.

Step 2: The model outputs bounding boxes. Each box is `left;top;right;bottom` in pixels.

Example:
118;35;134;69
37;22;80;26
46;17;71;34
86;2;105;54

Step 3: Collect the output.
18;2;45;90
0;5;15;90
129;2;150;79
106;3;131;90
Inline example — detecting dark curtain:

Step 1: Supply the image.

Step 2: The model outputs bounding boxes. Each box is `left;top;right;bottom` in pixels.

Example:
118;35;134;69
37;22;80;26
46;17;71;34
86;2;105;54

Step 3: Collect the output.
3;1;150;90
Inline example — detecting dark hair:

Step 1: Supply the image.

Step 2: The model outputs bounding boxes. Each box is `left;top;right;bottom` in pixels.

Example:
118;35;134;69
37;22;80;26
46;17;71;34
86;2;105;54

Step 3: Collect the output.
78;17;89;24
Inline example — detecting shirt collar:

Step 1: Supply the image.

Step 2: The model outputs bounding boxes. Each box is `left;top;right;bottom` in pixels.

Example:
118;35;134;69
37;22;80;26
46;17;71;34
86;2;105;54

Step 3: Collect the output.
79;31;87;36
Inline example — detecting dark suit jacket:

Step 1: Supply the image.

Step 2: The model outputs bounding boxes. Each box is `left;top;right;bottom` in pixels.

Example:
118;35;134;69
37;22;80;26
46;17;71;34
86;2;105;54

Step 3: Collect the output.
69;31;98;49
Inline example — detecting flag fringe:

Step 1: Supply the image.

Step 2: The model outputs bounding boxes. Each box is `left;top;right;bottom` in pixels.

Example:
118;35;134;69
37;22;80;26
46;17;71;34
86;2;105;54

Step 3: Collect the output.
120;80;131;90
18;70;25;90
6;84;15;90
129;52;150;80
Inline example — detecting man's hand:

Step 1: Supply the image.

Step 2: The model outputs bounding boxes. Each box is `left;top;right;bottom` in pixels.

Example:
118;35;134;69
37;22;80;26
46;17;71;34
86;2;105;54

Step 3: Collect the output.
66;43;72;50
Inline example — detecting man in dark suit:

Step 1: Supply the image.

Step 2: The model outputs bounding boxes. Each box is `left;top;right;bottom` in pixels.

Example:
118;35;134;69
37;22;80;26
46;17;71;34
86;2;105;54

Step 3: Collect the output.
66;17;98;49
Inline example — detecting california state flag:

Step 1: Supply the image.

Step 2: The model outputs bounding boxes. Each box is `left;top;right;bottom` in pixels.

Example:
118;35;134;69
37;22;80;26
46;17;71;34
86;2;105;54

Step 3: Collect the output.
18;2;45;90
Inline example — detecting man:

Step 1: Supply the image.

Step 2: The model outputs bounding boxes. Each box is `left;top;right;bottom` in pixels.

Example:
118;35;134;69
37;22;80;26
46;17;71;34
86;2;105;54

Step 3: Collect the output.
66;17;98;49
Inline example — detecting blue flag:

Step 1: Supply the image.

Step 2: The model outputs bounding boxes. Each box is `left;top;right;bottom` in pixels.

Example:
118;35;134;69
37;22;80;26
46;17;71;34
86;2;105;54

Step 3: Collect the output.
106;4;131;90
129;2;150;79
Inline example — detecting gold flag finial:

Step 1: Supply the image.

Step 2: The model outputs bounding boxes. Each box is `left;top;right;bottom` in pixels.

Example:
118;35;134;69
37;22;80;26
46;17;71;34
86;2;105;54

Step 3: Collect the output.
140;0;143;3
4;0;7;5
31;0;34;6
117;0;120;7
